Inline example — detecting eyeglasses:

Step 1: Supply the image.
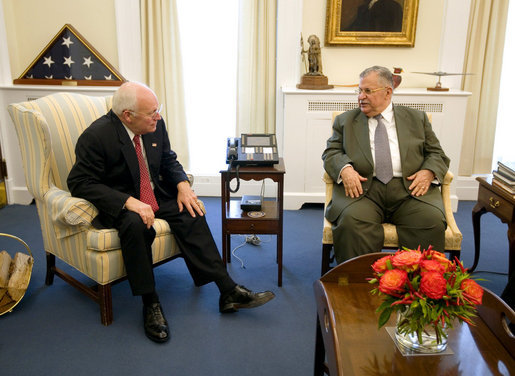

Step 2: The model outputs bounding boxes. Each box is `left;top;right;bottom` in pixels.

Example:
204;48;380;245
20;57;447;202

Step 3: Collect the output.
128;104;163;120
355;87;389;95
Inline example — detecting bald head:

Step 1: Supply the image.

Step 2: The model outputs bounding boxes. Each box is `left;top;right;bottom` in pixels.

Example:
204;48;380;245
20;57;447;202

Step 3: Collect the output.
112;82;158;116
112;82;161;135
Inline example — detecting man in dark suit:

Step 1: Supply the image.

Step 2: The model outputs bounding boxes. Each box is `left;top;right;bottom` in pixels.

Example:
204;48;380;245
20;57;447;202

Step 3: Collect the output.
67;82;274;343
346;0;403;32
322;66;450;264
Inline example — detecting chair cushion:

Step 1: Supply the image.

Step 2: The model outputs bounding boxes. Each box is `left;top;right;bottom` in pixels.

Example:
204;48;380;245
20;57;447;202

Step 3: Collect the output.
87;219;171;251
322;220;460;250
323;219;399;247
382;223;398;247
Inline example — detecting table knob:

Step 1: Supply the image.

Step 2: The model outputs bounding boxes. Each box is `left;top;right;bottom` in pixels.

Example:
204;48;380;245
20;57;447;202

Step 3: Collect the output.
489;197;500;209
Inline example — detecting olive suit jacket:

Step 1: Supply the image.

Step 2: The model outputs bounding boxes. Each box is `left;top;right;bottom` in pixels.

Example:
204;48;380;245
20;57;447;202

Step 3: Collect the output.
322;105;450;223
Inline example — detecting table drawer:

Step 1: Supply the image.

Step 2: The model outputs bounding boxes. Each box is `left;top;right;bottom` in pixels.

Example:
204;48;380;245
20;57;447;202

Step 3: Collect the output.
478;187;515;222
225;219;280;234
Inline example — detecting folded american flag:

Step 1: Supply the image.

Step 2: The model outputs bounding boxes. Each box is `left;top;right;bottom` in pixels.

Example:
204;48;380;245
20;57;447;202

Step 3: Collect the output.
16;24;124;84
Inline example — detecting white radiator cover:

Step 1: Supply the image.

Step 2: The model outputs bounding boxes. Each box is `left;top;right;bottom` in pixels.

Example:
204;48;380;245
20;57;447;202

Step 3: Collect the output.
280;87;471;211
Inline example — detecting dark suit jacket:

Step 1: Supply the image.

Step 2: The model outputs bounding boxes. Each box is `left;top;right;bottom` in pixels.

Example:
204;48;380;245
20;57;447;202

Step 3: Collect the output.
347;0;403;32
322;105;450;223
67;110;188;228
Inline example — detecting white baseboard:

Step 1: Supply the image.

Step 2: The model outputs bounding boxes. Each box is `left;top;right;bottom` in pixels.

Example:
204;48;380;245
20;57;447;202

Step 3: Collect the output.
456;175;485;201
6;178;33;204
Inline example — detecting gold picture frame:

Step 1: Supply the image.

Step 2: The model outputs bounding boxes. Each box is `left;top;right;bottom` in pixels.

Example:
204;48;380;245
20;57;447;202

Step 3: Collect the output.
325;0;419;46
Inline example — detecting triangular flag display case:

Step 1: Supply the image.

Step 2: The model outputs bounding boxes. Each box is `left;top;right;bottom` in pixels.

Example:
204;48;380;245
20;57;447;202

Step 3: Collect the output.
14;24;126;86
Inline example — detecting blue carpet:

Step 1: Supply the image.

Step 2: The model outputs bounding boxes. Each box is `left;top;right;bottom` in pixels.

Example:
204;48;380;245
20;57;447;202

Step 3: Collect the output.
0;199;510;376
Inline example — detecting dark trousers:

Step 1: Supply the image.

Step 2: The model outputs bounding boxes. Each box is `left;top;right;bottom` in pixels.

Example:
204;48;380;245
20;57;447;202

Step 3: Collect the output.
332;178;446;264
114;197;231;296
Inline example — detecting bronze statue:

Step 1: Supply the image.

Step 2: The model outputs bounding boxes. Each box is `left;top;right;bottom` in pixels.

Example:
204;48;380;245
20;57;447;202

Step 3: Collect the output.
297;34;333;90
301;35;323;76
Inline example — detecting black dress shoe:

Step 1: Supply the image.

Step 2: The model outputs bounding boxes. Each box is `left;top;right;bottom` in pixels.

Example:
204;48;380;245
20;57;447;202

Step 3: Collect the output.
219;285;275;313
143;303;169;343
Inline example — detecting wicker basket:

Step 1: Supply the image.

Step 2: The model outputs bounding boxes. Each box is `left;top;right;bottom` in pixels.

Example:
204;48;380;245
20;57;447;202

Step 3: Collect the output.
0;233;34;315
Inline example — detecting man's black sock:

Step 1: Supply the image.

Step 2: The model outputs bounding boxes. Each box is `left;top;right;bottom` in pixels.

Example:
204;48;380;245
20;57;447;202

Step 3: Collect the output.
216;275;237;295
142;291;160;306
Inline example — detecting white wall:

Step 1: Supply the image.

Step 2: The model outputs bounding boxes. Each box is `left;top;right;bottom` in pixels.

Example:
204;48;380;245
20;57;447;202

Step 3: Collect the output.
2;0;118;79
299;0;470;90
0;0;476;201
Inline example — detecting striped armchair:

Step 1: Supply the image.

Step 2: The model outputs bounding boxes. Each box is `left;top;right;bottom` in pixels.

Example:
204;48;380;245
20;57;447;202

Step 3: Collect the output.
8;92;185;325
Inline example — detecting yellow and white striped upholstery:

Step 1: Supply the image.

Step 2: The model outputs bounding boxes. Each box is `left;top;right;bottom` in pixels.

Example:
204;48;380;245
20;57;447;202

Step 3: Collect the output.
8;92;182;285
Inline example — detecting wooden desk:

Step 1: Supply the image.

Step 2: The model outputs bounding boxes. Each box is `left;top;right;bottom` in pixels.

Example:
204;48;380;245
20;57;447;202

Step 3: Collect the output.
313;256;515;376
220;159;285;286
472;176;515;277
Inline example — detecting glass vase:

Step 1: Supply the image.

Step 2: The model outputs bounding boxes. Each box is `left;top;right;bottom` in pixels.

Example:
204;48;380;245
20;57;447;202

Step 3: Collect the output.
394;310;448;353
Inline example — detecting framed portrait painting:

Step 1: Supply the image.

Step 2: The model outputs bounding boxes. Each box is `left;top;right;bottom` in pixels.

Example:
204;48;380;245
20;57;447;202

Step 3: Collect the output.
325;0;419;46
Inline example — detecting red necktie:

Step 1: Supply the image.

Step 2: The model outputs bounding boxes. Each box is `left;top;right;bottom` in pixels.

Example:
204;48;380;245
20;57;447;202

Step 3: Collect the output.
133;135;159;212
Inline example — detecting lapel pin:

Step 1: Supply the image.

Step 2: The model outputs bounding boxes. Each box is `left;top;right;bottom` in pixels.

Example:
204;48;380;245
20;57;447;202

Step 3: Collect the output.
152;143;157;147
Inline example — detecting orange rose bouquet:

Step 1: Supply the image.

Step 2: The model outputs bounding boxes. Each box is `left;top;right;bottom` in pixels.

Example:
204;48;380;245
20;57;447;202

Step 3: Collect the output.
369;246;483;351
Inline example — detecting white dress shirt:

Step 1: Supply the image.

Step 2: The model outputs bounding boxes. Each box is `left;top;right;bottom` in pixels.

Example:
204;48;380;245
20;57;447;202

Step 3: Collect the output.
338;102;402;183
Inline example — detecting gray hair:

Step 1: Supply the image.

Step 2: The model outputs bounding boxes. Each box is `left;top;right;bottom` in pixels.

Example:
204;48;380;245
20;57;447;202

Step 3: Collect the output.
111;81;153;116
359;66;394;88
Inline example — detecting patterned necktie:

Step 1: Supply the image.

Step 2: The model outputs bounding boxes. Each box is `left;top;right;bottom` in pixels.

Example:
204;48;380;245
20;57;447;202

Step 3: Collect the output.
133;135;159;212
374;115;393;184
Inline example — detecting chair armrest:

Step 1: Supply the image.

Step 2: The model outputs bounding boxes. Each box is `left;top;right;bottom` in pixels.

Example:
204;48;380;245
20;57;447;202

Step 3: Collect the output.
323;172;334;207
186;173;194;186
44;187;98;239
322;172;335;243
440;171;462;242
44;174;201;239
185;173;206;213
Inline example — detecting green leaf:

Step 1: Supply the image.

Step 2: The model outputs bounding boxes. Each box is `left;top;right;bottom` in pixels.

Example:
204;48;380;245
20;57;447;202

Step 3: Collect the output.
376;299;393;313
378;306;393;328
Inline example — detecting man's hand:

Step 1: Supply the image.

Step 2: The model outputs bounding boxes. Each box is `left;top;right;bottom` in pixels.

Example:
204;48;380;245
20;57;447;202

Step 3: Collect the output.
407;169;435;197
177;180;204;217
340;165;367;198
124;196;155;229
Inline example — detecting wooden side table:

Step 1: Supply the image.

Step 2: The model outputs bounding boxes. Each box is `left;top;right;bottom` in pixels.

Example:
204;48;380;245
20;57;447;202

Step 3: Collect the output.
472;176;515;278
220;159;285;286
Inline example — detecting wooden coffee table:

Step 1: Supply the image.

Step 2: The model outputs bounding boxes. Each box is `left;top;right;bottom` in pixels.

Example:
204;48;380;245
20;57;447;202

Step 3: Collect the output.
313;253;515;376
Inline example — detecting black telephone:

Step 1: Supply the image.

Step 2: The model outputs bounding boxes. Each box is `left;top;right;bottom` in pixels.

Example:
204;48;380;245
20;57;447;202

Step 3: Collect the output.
227;137;239;161
226;133;279;167
225;134;279;193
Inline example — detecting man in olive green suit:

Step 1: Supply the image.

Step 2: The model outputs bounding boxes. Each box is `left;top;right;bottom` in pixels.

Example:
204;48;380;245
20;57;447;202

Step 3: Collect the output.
322;66;450;263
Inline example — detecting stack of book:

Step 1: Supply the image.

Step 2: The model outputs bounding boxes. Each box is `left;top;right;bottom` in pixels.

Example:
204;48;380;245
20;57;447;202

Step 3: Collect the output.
492;161;515;196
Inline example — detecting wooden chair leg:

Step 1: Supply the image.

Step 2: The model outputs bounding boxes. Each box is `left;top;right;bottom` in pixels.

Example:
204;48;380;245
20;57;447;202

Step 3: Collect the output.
322;243;333;276
45;252;55;285
98;284;113;326
448;250;460;262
